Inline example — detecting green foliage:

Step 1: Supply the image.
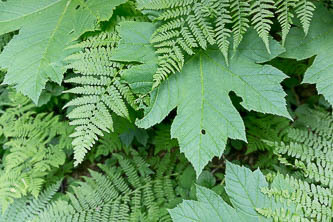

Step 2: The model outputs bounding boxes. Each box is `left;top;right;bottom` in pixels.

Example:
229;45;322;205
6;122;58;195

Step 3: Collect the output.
262;106;333;221
171;161;332;222
250;0;274;52
169;162;302;222
265;106;333;190
151;124;178;154
0;181;61;222
0;90;72;211
138;0;316;86
283;4;333;106
0;34;12;53
171;105;333;222
1;152;194;222
137;30;290;176
65;21;156;165
0;0;126;103
0;1;333;221
244;113;289;154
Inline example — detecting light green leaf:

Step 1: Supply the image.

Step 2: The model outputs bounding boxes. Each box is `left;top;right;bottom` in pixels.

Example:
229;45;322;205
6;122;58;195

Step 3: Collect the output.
110;21;158;94
137;30;289;176
282;5;333;105
169;162;304;222
136;74;179;128
225;161;269;220
0;0;126;103
169;185;247;222
169;162;272;222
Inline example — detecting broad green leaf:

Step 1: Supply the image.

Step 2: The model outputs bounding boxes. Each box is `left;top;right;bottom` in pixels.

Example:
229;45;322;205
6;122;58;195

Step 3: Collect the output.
0;0;126;103
110;21;158;94
137;30;290;176
282;5;333;105
169;185;247;222
169;162;303;222
225;161;269;220
169;162;270;222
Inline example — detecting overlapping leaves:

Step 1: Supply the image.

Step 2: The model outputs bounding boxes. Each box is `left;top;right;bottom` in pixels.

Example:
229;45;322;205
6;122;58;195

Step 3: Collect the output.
283;4;333;105
169;162;302;222
136;30;290;176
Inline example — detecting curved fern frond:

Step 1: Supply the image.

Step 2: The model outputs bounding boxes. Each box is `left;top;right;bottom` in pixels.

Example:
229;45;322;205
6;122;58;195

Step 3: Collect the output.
65;32;137;165
264;106;333;187
231;0;251;51
214;0;232;64
137;0;317;87
250;0;275;53
259;106;333;221
275;0;297;45
295;0;316;36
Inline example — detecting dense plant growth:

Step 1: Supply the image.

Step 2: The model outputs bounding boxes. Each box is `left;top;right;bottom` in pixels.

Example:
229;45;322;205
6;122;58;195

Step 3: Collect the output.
0;0;332;221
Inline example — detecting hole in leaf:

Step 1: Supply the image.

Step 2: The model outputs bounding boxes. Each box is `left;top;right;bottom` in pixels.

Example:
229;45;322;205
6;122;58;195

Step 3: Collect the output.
75;5;80;10
201;129;206;135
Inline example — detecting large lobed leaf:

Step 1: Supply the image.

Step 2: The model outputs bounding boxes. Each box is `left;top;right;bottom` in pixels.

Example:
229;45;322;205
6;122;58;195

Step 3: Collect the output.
0;0;126;103
282;4;333;105
136;30;290;176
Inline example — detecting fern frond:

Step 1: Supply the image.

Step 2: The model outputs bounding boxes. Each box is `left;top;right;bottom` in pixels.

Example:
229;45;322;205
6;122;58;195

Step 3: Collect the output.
245;114;289;154
139;0;196;10
231;0;251;51
142;0;317;87
0;91;71;211
143;0;225;86
259;107;333;221
214;0;232;64
250;0;275;53
295;105;333;140
36;152;192;222
275;0;297;45
152;124;178;154
295;0;316;36
65;32;137;165
260;174;333;221
0;181;61;222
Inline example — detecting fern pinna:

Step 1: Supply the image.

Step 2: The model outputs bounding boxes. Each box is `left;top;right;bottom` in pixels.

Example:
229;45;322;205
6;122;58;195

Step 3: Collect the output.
0;90;72;212
65;31;137;166
138;0;316;86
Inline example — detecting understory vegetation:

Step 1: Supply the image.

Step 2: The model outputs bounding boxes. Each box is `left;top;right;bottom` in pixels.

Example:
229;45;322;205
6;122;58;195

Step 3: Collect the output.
0;0;332;221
